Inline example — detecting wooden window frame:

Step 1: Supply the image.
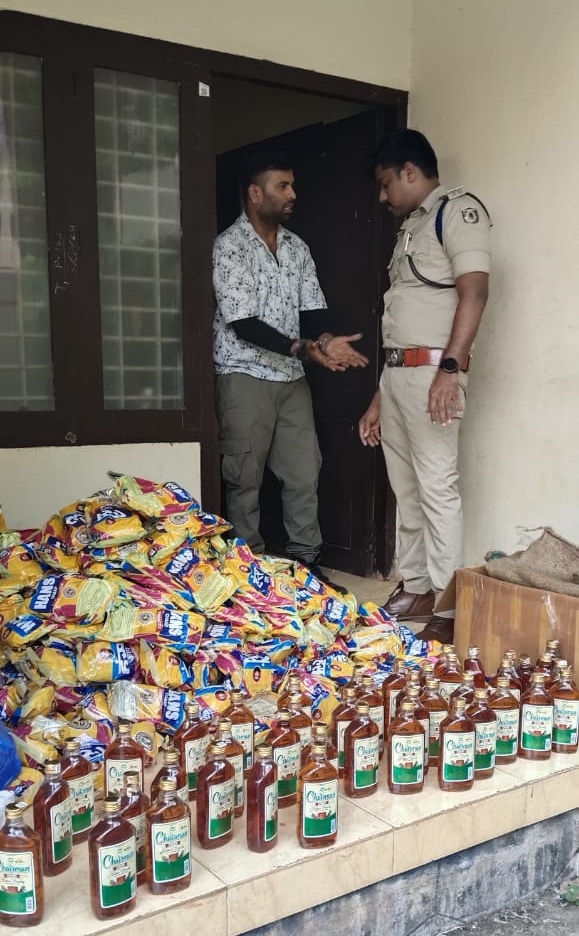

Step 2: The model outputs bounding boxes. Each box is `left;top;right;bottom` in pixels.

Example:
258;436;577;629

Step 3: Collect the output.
0;11;407;513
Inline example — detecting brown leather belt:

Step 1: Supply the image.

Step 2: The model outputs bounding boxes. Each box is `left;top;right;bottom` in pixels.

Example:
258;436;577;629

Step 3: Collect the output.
386;347;471;371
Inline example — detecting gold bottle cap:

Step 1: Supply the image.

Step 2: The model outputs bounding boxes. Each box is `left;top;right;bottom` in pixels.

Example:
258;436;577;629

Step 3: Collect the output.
4;804;25;821
118;723;132;735
124;770;140;787
312;722;329;739
353;664;366;676
64;738;81;754
504;650;517;661
343;686;357;699
553;658;568;670
256;743;273;759
546;639;560;651
519;654;531;664
163;748;180;764
218;717;233;732
159;778;177;792
355;701;370;714
44;760;61;775
394;659;407;673
425;677;441;690
208;741;228;758
229;688;244;702
186;700;200;716
446;653;459;663
539;652;554;663
474;688;488;700
361;675;374;687
276;708;291;722
559;666;573;678
288;692;303;708
452;697;467;711
461;672;475;684
311;742;327;756
442;644;456;654
531;672;547;684
496;677;512;688
102;794;121;813
406;687;420;698
421;661;435;673
400;700;415;714
288;671;301;684
467;646;480;657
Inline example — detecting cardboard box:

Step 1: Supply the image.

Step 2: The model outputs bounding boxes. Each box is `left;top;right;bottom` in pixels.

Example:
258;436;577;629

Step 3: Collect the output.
437;566;579;673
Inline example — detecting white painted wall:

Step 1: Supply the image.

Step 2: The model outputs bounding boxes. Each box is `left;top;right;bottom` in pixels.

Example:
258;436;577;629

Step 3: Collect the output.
1;0;412;89
0;443;200;530
410;0;579;563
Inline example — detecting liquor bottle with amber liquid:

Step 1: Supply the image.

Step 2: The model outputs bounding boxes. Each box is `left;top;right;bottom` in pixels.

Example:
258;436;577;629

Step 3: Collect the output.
196;742;234;849
89;794;136;919
225;689;255;776
438;697;475;792
518;672;553;760
466;688;497;778
287;692;313;752
150;749;188;804
536;639;560;668
343;702;379;798
489;657;522;702
277;671;312;715
450;672;476;706
547;659;569;691
61;738;94;844
267;709;301;808
388;700;425;794
331;686;357;777
419;660;435;686
534;652;555;678
517;654;533;693
119;770;150;886
173;700;210;801
433;645;458;678
146;779;191;894
104;723;145;796
297;743;338;849
301;722;338;771
33;761;72;877
489;677;520;764
419;677;448;766
359;675;385;758
0;803;44;927
383;661;408;726
394;686;430;775
437;652;463;704
347;663;366;692
463;646;486;688
246;743;278;853
216;717;245;817
550;665;579;753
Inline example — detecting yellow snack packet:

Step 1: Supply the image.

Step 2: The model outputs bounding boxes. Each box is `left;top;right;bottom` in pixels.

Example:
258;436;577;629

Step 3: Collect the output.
7;767;44;807
111;474;200;519
0;544;44;586
76;641;140;683
22;638;77;686
139;641;193;690
88;500;147;547
19;687;56;722
0;506;7;533
28;573;116;624
12;729;58;767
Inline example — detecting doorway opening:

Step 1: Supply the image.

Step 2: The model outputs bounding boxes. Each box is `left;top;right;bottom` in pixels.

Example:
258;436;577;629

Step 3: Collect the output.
211;74;398;577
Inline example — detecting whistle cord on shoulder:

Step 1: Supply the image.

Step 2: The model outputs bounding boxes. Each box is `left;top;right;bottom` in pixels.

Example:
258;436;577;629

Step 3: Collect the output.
407;255;455;290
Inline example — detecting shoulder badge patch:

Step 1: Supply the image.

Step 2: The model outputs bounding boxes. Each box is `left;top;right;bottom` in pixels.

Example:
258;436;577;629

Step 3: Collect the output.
462;207;479;224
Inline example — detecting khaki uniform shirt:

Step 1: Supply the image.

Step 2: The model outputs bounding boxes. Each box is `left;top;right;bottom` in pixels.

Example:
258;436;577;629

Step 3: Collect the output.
382;184;491;350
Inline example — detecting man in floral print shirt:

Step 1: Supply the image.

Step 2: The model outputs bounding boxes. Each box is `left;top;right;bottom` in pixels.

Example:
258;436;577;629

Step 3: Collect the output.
213;150;367;571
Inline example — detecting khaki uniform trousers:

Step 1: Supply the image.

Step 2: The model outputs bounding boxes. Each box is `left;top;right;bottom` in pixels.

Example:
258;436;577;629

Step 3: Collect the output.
215;372;322;563
379;364;467;595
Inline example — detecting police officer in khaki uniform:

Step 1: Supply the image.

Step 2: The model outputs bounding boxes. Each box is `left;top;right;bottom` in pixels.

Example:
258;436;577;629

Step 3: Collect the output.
359;130;491;642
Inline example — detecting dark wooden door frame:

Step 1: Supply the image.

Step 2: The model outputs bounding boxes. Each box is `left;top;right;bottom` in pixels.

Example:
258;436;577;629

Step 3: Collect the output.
1;11;406;573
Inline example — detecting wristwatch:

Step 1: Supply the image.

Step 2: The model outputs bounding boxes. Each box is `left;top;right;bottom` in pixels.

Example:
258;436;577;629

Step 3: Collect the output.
439;357;459;374
292;339;309;362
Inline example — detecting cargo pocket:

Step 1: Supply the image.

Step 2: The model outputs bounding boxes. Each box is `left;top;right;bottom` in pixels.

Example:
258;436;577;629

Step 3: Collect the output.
218;436;258;489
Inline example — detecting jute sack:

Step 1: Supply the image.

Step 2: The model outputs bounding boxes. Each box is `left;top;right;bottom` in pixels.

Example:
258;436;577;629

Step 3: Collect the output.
485;527;579;598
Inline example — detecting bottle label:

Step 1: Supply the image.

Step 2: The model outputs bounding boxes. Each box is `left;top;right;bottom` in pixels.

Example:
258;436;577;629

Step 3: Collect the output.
337;721;351;767
128;812;147;873
106;758;142;795
151;817;191;883
184;736;210;791
50;797;72;863
495;708;519;755
67;773;94;835
439;680;461;703
353;735;379;789
228;753;245;808
553;699;579;746
428;710;447;758
273;742;300;799
441;731;475;782
369;705;385;751
209;778;234;840
295;725;312;750
388;689;402;722
0;851;36;916
302;779;338;838
97;837;137;909
231;722;254;771
391;733;424;785
474;720;497;769
521;704;553;751
264;781;278;842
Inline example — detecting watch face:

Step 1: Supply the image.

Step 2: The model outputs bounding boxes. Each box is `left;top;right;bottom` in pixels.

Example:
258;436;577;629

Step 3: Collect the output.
440;357;459;373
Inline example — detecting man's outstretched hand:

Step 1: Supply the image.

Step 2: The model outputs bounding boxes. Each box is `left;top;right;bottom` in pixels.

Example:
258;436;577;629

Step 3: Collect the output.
308;333;369;371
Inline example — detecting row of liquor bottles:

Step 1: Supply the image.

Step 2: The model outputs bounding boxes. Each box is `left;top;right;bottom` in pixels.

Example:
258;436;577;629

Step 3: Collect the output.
1;639;575;926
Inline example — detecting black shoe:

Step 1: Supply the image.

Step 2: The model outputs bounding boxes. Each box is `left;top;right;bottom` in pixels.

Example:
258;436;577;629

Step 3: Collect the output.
414;616;455;643
308;564;349;596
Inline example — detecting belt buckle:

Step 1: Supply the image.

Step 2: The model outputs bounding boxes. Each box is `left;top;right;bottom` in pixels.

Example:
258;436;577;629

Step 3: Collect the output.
387;348;404;367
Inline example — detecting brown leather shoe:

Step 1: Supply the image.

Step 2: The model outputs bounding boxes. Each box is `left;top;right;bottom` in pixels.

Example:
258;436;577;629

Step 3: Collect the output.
382;582;435;621
414;616;455;643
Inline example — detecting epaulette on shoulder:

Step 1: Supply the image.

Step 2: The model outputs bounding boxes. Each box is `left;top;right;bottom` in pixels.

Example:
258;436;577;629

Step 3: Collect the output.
435;187;491;246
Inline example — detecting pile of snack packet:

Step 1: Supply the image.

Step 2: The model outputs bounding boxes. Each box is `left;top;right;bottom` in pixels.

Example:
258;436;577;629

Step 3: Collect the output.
0;474;438;805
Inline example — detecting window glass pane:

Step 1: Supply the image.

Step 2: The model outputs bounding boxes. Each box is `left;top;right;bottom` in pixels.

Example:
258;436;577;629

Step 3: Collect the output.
94;69;183;410
0;53;53;411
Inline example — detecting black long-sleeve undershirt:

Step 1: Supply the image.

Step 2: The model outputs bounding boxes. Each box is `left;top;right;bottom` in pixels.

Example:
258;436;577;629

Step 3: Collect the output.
230;309;331;357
